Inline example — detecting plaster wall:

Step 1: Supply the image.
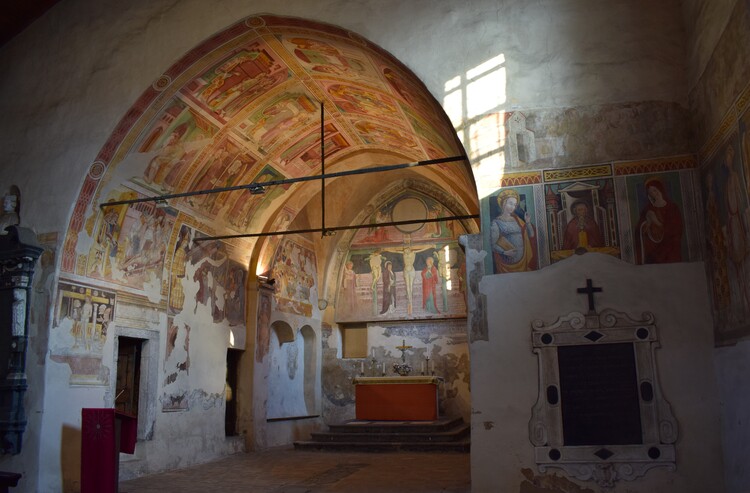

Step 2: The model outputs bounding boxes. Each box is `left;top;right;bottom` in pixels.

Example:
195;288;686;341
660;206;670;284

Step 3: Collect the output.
687;0;750;143
681;0;737;88
714;339;750;493
253;307;323;449
29;243;248;492
471;253;724;493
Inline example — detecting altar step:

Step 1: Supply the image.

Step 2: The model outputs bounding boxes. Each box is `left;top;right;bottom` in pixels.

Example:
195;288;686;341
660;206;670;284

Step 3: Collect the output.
293;416;470;452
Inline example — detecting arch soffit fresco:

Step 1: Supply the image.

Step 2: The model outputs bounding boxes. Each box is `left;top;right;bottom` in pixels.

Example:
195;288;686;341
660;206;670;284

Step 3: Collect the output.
61;14;478;283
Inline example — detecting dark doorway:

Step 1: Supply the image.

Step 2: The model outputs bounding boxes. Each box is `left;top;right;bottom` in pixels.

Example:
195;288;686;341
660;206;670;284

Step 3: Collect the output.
225;348;242;436
116;337;143;417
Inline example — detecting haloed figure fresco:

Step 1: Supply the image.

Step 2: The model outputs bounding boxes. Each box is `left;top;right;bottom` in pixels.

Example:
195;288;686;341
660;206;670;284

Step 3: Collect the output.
491;188;538;274
636;177;683;264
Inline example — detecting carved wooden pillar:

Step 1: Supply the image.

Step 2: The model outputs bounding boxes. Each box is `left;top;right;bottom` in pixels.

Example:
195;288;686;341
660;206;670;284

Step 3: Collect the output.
0;226;42;454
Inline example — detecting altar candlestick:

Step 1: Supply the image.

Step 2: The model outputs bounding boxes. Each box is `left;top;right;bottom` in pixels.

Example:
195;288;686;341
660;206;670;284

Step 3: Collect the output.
360;361;364;375
382;362;386;375
421;361;425;374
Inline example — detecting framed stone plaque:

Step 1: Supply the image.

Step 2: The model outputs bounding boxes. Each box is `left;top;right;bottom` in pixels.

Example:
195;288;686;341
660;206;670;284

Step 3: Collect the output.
529;308;678;488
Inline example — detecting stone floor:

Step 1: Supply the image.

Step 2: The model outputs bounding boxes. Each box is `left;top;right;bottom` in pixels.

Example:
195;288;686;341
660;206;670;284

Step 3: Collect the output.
119;448;471;493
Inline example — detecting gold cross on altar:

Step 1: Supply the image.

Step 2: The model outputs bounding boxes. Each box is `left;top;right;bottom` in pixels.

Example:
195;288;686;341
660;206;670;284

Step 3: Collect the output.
396;339;412;362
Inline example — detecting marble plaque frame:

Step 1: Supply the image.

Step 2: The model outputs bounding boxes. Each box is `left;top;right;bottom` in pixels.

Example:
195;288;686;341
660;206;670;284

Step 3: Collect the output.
529;308;678;489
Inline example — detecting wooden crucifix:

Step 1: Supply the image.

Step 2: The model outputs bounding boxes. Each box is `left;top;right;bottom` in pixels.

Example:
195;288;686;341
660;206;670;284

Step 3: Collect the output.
577;278;603;313
396;339;412;363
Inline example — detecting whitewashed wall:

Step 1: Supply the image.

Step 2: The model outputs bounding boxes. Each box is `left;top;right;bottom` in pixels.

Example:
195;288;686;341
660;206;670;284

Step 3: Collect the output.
471;253;724;493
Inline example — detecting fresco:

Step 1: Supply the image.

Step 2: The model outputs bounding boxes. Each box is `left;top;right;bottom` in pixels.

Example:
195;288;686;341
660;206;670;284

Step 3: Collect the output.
60;16;467;278
163;223;248;410
181;41;289;121
625;172;686;265
255;290;273;363
353;120;419;150
545;178;620;263
163;318;191;411
336;193;466;322
224;164;287;230
485;186;539;274
238;90;319;148
281;35;381;82
271;237;318;317
482;164;699;275
184;138;258;217
276;123;349;176
50;282;116;385
87;198;176;292
325;82;401;122
703;131;750;343
136;98;214;194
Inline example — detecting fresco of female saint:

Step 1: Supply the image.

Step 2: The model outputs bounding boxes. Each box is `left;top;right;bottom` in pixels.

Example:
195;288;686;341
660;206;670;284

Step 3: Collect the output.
380;261;396;314
491;189;537;274
421;256;440;314
340;260;357;315
635;177;683;264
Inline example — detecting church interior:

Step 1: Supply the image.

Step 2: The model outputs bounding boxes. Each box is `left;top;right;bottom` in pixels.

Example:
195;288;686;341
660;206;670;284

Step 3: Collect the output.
0;1;749;492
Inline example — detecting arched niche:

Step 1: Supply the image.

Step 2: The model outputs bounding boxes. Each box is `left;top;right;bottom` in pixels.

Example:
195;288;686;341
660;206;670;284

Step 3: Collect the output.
266;322;318;419
270;320;294;345
299;325;317;415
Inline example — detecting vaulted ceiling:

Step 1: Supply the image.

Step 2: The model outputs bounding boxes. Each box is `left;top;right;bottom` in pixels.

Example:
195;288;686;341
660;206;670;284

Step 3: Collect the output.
92;15;475;240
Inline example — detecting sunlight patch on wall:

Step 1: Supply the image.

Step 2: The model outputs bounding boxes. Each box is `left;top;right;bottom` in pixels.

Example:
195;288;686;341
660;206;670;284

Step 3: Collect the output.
444;54;508;200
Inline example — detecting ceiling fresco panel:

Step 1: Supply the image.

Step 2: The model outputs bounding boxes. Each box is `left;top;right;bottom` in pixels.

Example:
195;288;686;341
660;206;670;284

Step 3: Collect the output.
237;89;320;150
279;34;383;83
180;40;291;122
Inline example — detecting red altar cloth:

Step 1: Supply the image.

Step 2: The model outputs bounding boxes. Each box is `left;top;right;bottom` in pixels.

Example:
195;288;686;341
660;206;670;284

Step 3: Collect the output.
353;376;441;421
81;408;137;493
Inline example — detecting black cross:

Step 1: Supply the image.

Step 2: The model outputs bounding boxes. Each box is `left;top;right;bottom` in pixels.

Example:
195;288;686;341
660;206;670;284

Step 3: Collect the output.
577;278;602;313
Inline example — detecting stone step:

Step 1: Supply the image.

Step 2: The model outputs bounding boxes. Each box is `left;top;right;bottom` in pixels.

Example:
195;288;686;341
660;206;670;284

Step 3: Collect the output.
326;416;465;434
310;423;470;443
293;416;470;453
293;439;470;453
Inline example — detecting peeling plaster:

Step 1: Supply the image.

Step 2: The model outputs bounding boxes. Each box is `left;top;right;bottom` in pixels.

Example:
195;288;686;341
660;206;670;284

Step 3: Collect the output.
519;468;595;493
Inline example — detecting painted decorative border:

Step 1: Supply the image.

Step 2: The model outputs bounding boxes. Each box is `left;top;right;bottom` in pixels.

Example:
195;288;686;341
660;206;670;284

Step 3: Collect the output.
614;155;697;175
499;171;543;187
543;165;612;183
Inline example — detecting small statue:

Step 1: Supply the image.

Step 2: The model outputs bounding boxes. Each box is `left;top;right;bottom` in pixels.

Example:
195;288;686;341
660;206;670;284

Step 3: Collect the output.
0;186;20;235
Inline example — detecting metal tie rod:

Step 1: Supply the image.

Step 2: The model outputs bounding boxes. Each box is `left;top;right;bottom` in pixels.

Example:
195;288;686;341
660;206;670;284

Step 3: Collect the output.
100;155;467;208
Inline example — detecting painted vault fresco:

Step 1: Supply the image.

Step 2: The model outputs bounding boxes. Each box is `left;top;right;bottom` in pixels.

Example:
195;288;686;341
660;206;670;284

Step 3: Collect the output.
60;14;465;288
336;193;466;322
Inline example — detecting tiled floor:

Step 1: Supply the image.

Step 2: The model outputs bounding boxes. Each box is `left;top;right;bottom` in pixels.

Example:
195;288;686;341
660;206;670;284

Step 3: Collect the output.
119;449;470;493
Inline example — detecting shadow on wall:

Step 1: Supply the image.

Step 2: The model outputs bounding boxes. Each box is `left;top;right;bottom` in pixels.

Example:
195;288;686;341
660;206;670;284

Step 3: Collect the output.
61;424;81;493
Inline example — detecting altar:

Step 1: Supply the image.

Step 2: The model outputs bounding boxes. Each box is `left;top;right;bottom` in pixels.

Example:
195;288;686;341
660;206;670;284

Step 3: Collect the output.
353;376;442;421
